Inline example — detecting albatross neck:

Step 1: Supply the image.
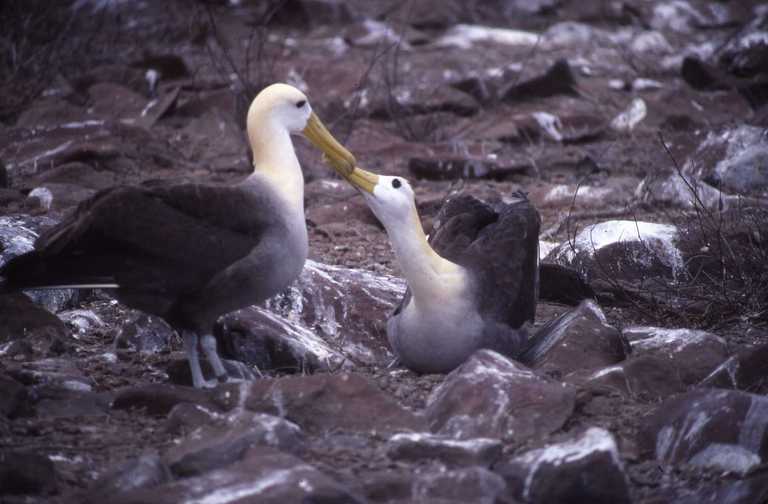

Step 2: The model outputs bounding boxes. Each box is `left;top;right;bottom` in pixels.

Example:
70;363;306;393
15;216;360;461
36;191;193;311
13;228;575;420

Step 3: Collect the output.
385;207;467;311
248;120;305;214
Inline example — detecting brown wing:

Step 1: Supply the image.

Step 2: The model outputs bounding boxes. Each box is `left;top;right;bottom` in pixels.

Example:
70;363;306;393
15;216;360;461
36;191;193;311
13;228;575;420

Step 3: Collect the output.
429;193;540;328
5;182;275;300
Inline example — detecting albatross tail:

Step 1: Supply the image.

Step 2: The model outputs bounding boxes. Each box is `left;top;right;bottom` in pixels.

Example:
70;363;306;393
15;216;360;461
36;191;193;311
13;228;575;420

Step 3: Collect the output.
0;251;119;292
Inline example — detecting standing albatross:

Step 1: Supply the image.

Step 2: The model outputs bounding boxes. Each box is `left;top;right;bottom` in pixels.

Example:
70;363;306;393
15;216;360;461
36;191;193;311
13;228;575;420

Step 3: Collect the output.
0;83;356;387
336;167;540;373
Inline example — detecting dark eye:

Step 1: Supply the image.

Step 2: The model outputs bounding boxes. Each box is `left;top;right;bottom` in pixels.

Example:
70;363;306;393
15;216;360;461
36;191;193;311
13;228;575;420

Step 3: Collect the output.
392;178;402;189
295;100;306;108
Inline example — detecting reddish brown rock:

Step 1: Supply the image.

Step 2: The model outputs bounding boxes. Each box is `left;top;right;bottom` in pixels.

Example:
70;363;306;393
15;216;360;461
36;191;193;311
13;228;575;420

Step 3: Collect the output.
625;326;728;385
640;389;768;475
426;350;575;441
701;344;768;393
217;260;405;372
387;432;502;467
164;412;304;477
224;372;425;434
88;446;362;504
567;355;685;402
112;384;220;416
496;427;630;504
520;301;629;378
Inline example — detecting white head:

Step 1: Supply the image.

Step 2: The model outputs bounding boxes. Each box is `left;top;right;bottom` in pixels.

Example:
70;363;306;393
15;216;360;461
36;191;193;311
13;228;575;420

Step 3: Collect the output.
246;83;355;176
361;174;419;231
343;167;468;304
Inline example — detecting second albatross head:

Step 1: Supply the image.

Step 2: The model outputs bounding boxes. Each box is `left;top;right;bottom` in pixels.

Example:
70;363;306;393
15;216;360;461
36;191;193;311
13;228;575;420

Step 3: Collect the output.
246;83;357;177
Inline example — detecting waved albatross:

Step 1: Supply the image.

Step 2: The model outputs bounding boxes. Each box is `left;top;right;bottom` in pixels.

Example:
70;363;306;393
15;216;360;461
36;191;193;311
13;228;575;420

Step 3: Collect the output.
0;83;356;387
337;166;540;373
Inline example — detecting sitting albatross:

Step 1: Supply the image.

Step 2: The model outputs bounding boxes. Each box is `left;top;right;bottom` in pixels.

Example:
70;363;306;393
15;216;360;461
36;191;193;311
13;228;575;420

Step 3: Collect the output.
0;83;356;387
336;167;540;373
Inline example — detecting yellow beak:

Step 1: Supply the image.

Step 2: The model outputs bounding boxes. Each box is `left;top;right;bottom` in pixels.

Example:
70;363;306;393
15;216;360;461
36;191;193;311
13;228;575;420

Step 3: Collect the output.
343;166;380;194
302;113;356;178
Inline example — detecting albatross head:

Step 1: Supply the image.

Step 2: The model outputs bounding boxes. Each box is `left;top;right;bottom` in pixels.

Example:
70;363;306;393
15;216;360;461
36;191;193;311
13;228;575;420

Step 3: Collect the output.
342;166;470;307
247;83;356;177
355;172;417;230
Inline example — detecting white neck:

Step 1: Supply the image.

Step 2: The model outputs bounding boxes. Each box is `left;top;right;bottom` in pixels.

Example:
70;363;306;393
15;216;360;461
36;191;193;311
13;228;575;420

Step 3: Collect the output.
385;207;467;311
248;119;305;214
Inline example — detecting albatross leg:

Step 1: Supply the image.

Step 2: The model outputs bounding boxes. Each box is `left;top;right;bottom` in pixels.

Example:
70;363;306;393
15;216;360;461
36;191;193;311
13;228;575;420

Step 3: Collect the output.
182;331;214;388
200;333;228;383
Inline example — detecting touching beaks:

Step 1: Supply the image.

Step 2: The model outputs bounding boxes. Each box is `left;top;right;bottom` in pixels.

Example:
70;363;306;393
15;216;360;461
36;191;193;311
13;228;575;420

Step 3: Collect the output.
302;113;356;178
303;112;380;194
343;166;380;194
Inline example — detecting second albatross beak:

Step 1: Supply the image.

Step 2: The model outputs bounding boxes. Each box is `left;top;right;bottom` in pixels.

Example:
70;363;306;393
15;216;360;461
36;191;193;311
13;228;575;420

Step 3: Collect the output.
343;166;379;194
303;113;356;178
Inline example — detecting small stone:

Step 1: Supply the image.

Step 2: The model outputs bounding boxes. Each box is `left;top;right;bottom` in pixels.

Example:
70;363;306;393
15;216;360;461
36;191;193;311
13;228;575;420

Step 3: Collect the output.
9;357;94;393
567;355;685;402
501;59;578;101
610;98;647;132
165;402;221;434
387;432;502;467
115;313;174;353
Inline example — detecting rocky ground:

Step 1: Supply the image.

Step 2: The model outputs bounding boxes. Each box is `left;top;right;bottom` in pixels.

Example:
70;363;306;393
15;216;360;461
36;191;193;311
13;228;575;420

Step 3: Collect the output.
1;0;768;502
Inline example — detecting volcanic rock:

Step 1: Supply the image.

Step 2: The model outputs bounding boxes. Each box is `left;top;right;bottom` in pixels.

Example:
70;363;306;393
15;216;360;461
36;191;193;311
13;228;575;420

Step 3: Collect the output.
545;220;684;283
164;412;304;477
700;344;768;393
112;384;221;416
520;300;629;378
624;326;728;385
567;355;685;402
0;293;70;355
426;350;575;441
228;372;425;434
217;260;405;372
496;427;630;504
640;389;768;475
501;59;578;102
114;313;174;353
92;446;363;504
387;432;502;467
414;465;508;504
88;453;172;497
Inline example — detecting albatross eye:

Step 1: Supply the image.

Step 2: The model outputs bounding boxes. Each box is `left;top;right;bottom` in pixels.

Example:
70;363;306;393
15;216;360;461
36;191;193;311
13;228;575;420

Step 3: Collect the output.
392;178;402;189
295;100;306;108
